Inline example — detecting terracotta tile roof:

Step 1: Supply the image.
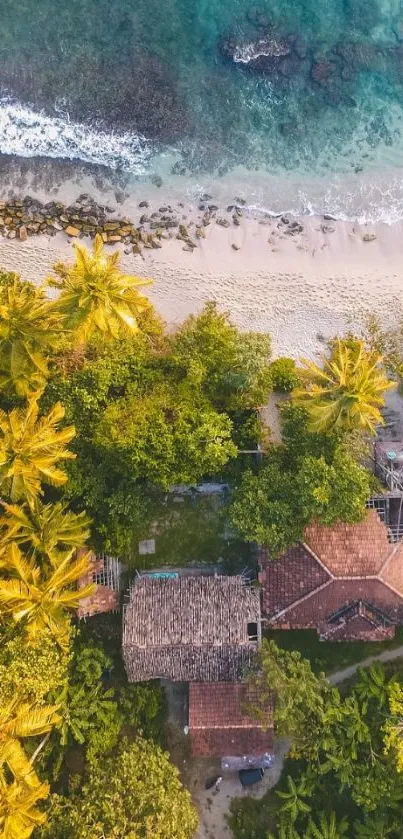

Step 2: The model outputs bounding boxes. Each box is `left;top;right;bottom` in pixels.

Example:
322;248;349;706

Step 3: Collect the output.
259;544;330;616
278;578;403;627
189;682;274;758
379;542;403;596
304;510;391;577
259;511;403;639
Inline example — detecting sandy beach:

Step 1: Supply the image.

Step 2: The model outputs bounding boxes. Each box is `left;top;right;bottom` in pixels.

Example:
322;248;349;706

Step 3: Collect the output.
0;201;401;359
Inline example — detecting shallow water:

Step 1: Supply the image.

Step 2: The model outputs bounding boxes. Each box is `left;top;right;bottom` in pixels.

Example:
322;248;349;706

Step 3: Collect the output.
2;0;403;219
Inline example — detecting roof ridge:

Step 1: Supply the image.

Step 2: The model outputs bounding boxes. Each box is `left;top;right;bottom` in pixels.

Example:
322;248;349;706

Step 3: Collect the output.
331;574;378;580
269;577;333;621
378;540;402;579
375;576;403;602
301;539;336;577
191;723;258;730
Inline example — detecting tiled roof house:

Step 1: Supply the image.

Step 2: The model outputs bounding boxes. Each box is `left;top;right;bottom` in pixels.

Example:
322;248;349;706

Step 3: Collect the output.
189;682;274;769
122;575;261;682
259;510;403;641
123;574;274;768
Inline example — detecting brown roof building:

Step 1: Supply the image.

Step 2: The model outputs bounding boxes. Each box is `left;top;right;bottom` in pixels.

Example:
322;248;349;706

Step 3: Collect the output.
122;575;261;682
259;510;403;641
189;682;274;770
77;552;122;619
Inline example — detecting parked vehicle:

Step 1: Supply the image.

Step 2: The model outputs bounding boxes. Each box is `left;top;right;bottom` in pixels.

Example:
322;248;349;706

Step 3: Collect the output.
238;768;264;787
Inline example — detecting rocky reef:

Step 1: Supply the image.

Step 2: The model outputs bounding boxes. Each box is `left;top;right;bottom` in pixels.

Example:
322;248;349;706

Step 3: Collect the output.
222;34;291;67
220;6;403;106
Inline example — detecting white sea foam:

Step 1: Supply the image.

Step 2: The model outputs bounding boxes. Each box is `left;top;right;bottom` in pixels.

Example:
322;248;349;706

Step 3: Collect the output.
233;37;290;64
2;98;403;224
0;97;151;172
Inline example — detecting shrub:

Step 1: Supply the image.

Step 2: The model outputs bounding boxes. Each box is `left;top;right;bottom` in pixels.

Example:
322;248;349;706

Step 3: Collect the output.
269;357;300;392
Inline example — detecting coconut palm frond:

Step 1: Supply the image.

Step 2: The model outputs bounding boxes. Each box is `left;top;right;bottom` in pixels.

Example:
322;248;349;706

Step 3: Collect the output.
293;339;394;435
49;234;153;343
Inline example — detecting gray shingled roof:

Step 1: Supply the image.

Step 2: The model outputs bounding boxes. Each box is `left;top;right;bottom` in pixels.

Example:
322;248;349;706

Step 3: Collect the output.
122;575;261;682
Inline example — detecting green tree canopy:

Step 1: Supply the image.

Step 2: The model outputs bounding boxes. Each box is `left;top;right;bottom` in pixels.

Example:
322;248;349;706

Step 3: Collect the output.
44;304;270;551
44;637;165;778
252;640;331;758
40;740;198;839
230;447;371;555
243;646;403;839
94;384;236;488
170;301;272;410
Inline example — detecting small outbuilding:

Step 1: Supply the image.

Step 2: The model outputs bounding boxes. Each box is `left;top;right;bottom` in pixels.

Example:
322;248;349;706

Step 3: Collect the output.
77;552;122;618
189;682;274;770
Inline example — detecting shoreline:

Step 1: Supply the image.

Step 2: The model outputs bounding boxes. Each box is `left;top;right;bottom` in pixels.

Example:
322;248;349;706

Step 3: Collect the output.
0;187;401;359
3;153;403;226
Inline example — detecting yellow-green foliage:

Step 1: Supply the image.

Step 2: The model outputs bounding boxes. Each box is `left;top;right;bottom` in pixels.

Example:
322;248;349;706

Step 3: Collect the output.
293;338;394;434
40;739;198;839
0;627;69;706
384;682;403;772
0;277;62;397
49;234;153;342
0;400;75;502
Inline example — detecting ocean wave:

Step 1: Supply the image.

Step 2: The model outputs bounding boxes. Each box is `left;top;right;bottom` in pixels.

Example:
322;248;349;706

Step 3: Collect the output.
189;167;403;224
232;37;290;64
0;97;151;172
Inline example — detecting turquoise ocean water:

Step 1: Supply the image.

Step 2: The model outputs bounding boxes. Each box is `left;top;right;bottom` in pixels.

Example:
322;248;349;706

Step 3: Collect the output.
2;0;403;219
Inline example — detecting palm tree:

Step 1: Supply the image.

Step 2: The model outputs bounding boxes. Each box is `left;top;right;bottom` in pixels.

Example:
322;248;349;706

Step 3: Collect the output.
307;812;349;839
48;233;153;343
354;814;397;838
0;698;58;839
276;774;312;823
0;277;62;397
0;774;49;839
0;542;94;647
0;400;75;502
354;662;393;707
292;339;394;435
0;697;59;786
0;499;91;566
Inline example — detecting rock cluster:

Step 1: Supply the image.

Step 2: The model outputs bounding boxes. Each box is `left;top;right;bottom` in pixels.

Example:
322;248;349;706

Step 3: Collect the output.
277;216;304;235
0;190;313;256
0;193;252;256
0;194;181;256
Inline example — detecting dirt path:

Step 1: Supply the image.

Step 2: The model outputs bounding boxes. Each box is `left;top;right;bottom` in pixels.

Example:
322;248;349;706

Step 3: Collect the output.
327;643;403;685
193;739;290;839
